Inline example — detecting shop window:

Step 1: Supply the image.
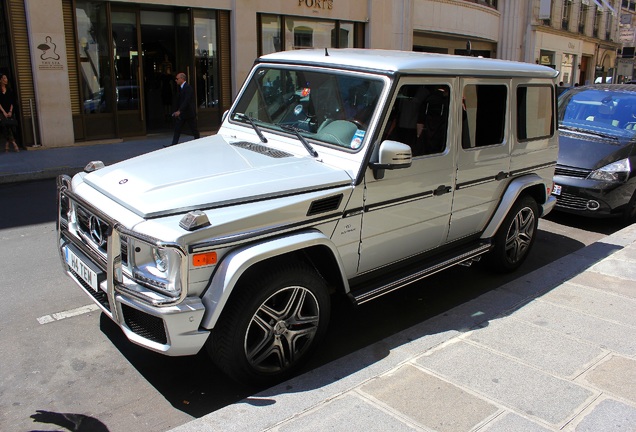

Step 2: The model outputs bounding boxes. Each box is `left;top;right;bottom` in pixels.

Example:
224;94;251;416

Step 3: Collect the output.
517;85;554;141
194;10;219;109
76;1;113;114
259;14;363;55
461;84;507;149
293;26;313;49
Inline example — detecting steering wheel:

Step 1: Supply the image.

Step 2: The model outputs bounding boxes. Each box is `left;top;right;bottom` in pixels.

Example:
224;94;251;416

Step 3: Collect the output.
349;119;367;131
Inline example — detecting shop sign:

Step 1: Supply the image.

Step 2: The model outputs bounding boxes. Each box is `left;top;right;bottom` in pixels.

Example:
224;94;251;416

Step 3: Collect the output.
35;34;65;71
298;0;333;10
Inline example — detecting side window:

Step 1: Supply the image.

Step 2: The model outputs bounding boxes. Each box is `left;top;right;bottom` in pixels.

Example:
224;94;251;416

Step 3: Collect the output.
517;85;554;140
383;84;450;156
462;84;507;149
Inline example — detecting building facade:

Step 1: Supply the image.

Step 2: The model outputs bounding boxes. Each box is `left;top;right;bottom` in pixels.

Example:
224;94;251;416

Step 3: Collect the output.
0;0;621;147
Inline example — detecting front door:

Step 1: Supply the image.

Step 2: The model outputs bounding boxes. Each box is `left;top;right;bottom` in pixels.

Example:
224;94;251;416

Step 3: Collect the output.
358;79;456;273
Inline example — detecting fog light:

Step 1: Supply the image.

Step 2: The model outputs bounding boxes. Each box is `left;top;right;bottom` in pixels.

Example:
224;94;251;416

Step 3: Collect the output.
586;200;600;211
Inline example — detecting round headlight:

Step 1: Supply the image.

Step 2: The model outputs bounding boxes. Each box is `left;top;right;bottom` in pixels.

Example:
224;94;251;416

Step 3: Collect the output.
152;248;169;273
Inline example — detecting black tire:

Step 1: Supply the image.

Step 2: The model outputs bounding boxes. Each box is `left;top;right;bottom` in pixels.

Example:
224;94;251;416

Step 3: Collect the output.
485;195;539;273
208;260;330;386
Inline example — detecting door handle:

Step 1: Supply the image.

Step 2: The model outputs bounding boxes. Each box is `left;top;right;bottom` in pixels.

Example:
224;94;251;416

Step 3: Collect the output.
495;171;508;181
433;185;452;196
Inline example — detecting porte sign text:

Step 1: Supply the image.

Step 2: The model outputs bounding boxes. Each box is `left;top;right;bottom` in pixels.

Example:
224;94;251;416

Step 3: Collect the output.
298;0;333;10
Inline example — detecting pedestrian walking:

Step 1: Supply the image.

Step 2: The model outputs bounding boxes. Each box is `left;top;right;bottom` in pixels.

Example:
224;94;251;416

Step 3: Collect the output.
0;73;19;152
169;72;200;146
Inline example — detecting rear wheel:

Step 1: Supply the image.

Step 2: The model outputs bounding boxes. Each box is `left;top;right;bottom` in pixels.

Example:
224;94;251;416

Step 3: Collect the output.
208;260;330;386
485;195;539;273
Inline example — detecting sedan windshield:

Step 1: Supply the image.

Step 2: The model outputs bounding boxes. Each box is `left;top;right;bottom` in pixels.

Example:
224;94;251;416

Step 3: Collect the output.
559;89;636;140
231;66;384;150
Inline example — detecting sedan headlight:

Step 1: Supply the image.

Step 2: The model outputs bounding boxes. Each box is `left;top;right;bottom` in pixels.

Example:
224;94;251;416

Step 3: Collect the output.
588;158;631;183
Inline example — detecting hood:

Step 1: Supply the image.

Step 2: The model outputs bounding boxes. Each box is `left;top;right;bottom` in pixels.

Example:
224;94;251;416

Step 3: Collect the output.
83;135;353;218
557;130;634;170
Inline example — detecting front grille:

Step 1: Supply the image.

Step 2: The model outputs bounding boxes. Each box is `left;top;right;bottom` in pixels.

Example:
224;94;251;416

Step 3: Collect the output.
76;205;110;254
75;205;128;266
555;165;592;179
121;304;167;345
555;192;589;211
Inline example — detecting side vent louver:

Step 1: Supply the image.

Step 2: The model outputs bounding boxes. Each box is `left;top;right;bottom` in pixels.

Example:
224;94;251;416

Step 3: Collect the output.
231;141;292;158
307;194;343;216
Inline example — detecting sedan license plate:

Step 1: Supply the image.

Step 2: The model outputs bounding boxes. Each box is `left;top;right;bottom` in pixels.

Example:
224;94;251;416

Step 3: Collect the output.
553;184;562;196
64;246;99;292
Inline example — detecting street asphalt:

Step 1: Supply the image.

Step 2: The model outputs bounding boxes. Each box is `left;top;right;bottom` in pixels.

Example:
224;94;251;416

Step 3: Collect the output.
2;138;635;432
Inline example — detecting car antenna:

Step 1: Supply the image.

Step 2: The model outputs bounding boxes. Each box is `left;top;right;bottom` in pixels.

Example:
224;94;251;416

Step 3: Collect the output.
325;47;329;56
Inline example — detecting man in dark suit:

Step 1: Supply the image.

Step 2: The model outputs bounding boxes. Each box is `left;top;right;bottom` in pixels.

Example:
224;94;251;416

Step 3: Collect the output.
170;72;200;146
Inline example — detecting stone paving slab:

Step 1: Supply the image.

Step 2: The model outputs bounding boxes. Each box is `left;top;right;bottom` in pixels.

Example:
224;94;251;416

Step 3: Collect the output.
480;412;552;432
464;318;604;379
360;364;498;432
415;340;596;426
568;271;636;299
573;398;636;432
275;393;420;432
541;282;636;327
513;299;636;357
580;355;636;404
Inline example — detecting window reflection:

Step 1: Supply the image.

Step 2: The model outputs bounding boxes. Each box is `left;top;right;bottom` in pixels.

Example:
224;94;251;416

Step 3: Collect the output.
194;10;219;109
260;14;360;54
76;1;113;114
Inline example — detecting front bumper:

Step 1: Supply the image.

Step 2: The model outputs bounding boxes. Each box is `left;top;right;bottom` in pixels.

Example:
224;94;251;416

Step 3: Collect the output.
57;175;209;356
553;175;636;217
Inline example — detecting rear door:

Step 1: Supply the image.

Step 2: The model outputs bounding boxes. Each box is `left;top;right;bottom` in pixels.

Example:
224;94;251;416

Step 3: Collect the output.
447;79;511;242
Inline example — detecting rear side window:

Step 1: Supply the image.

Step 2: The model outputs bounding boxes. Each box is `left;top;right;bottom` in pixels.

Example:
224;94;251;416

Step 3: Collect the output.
517;85;554;140
461;84;507;149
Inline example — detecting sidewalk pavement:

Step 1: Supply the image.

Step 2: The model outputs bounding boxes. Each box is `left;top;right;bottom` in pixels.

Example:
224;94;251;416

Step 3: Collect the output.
171;223;636;432
2;137;635;431
0;134;174;184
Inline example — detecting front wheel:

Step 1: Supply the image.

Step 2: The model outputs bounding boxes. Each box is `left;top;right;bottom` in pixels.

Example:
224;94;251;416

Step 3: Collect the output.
208;261;330;386
485;195;539;273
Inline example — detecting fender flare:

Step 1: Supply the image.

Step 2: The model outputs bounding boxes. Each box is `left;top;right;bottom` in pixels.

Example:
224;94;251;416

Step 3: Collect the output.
481;174;549;239
199;229;348;329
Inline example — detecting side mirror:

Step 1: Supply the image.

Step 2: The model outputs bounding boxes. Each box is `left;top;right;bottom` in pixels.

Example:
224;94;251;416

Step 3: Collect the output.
221;110;229;123
369;140;412;180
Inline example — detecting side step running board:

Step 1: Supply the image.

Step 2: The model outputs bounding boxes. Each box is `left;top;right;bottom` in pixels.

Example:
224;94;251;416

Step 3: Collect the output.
350;242;492;305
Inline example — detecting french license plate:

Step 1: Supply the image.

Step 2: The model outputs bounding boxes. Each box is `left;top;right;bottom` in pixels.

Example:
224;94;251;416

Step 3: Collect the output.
553;184;562;196
64;246;99;292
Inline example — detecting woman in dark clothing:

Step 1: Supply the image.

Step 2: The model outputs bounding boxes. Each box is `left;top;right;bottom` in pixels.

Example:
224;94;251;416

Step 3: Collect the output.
0;73;19;152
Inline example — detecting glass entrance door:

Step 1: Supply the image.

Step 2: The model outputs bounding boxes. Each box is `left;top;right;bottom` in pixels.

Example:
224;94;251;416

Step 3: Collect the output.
111;9;145;136
141;10;176;132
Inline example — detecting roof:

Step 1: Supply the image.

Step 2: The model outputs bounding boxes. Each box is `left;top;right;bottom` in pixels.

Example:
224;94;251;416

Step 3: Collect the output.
259;48;559;79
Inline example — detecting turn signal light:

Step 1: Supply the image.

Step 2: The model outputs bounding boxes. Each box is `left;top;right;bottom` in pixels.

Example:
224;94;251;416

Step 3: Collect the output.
193;252;217;267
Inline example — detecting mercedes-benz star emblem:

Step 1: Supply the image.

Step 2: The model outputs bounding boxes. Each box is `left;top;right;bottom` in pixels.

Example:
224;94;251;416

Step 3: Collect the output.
89;215;106;247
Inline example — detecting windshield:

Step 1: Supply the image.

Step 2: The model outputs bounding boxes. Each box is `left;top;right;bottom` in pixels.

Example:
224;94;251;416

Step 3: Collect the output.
559;89;636;139
231;66;384;150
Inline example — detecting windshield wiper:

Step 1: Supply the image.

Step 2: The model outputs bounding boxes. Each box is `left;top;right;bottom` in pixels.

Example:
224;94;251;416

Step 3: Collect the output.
281;125;319;158
235;113;268;143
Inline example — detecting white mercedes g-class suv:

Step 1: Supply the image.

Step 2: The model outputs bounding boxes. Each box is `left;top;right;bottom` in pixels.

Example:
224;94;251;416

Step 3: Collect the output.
57;49;558;385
